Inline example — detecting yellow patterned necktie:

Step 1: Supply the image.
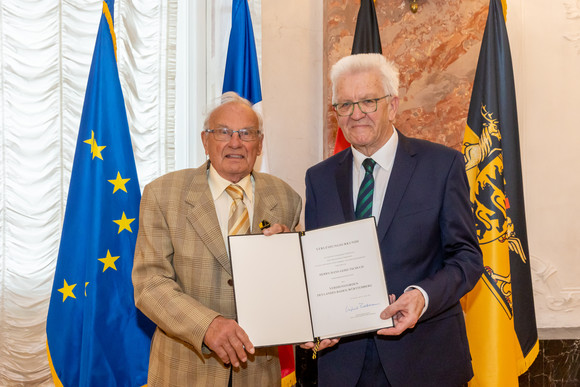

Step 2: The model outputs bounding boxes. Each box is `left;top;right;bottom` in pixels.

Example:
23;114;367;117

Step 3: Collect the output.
225;184;250;235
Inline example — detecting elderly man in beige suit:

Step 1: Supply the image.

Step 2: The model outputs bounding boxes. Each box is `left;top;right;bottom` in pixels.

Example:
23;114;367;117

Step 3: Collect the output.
132;92;302;386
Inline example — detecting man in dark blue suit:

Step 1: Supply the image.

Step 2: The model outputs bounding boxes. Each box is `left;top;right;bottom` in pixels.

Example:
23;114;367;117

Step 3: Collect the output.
301;54;484;386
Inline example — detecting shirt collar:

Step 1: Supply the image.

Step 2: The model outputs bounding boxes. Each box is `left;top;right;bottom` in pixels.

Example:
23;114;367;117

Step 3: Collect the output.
351;126;399;172
207;165;254;203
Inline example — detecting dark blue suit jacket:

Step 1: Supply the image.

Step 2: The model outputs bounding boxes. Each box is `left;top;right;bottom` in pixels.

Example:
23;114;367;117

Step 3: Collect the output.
305;131;483;387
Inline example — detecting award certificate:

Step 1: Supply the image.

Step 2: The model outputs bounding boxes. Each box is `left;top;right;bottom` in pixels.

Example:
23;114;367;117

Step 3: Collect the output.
228;217;393;347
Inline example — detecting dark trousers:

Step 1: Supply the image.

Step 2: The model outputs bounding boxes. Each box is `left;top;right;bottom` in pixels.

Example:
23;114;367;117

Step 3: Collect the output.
355;337;391;387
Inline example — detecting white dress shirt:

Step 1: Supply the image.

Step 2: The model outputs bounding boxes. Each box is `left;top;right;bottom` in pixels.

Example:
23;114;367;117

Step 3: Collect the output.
350;128;429;315
207;165;255;252
351;128;398;220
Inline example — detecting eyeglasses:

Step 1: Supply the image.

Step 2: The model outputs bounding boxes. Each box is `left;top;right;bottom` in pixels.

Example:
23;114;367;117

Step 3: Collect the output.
204;127;262;142
332;95;390;116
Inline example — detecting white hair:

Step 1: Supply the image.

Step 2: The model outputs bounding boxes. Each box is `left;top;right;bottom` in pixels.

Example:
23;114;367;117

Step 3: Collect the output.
330;53;400;103
203;91;263;132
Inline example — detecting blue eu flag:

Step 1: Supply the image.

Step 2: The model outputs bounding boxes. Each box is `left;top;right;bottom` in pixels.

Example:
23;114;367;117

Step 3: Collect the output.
46;1;154;385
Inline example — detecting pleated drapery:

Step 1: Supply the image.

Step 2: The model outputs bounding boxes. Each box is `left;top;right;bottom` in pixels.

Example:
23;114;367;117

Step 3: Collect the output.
0;0;177;384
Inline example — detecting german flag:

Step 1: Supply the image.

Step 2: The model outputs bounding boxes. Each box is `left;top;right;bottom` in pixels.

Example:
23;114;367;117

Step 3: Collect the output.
333;0;382;155
461;0;539;385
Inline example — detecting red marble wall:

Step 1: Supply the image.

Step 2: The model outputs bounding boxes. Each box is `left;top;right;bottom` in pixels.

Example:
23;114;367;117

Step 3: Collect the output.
324;0;489;158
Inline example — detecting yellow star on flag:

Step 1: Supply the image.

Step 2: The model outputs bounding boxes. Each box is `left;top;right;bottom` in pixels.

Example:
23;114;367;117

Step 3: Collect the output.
83;130;106;160
58;279;77;302
113;212;135;234
98;250;120;272
108;171;130;193
85;282;89;297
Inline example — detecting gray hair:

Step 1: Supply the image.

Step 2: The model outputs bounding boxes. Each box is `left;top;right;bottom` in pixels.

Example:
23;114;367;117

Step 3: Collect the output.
330;54;400;103
203;91;263;132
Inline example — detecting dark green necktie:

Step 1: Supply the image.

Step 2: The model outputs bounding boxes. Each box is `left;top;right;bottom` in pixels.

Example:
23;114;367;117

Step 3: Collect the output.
355;158;376;219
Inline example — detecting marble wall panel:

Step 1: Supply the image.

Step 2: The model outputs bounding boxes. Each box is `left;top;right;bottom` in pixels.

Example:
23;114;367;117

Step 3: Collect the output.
519;340;580;386
324;0;488;158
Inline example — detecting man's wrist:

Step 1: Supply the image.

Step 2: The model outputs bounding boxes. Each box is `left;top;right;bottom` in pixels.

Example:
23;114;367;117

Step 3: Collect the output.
404;285;428;317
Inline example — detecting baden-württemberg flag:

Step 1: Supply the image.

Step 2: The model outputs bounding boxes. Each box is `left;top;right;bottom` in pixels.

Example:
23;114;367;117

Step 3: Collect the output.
46;1;154;385
461;0;539;385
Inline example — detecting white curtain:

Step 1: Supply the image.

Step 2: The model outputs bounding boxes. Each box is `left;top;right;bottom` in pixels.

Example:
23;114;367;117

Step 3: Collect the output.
0;0;177;384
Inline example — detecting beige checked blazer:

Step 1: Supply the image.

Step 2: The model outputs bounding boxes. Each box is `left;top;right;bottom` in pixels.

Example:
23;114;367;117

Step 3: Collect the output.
132;163;302;387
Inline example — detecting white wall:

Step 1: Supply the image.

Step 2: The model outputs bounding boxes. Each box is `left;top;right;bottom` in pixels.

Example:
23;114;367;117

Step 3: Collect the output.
261;1;324;227
507;0;580;337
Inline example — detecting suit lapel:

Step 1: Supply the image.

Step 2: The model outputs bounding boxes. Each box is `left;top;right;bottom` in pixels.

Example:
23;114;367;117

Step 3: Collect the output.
335;149;355;222
377;132;417;242
185;165;231;274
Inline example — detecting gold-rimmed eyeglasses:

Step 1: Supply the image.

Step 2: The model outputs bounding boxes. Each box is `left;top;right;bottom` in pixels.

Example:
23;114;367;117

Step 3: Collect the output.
204;127;262;142
332;95;390;117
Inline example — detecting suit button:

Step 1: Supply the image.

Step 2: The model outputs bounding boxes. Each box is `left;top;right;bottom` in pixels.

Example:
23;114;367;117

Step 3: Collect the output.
227;279;233;286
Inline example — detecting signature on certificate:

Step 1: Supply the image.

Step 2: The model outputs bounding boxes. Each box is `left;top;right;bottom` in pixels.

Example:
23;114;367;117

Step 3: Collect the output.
345;302;379;313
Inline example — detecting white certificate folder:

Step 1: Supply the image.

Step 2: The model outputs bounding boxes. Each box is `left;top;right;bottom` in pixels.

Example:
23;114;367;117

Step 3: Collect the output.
228;217;393;347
